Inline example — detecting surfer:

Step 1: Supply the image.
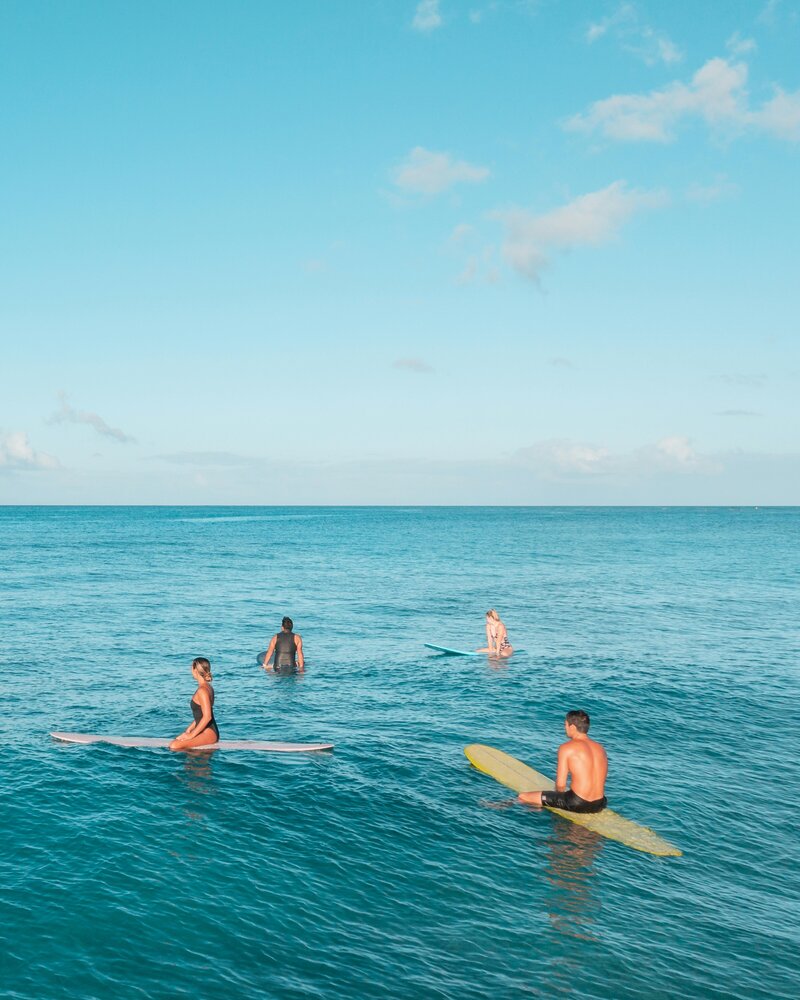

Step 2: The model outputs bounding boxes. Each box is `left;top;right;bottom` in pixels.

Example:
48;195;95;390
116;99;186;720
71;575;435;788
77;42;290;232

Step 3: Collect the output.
518;710;607;813
169;657;220;750
262;616;305;673
477;609;513;658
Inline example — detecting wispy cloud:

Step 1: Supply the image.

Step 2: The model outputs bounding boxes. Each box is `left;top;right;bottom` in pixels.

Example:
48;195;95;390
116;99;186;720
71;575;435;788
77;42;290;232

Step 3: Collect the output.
152;451;253;466
49;392;136;443
392;147;490;195
757;0;782;26
726;32;757;56
0;430;59;471
685;175;739;203
455;244;501;285
516;435;718;479
721;373;767;387
392;358;434;373
565;57;800;143
412;0;443;33
450;223;474;244
493;181;665;282
586;3;683;66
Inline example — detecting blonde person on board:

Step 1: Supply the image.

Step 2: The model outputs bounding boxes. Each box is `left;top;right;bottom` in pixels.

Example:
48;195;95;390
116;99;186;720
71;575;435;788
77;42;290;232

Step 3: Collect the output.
169;658;219;750
477;609;514;658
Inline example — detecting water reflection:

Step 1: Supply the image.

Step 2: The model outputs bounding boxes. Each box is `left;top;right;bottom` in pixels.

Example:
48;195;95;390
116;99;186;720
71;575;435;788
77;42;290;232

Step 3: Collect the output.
175;748;218;822
537;821;603;996
543;820;602;942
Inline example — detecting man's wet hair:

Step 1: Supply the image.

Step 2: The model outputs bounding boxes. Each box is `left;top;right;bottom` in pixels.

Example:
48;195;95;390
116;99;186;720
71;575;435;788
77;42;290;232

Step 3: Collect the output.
282;616;293;631
565;710;590;734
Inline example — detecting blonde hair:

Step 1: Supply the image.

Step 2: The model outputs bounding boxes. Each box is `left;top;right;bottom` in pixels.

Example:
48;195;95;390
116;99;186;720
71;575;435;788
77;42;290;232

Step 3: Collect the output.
192;657;213;682
486;609;500;622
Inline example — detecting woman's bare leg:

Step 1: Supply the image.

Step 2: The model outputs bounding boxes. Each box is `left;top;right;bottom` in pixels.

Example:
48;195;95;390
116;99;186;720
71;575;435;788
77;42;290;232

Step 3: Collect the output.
169;729;219;751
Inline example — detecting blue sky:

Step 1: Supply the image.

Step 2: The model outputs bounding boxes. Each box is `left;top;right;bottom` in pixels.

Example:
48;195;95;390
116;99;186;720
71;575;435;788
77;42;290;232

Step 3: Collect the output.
1;0;798;503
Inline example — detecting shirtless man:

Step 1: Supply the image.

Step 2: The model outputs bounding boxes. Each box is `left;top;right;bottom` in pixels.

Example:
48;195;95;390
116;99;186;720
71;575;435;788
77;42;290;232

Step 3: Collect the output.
262;616;305;673
518;710;608;814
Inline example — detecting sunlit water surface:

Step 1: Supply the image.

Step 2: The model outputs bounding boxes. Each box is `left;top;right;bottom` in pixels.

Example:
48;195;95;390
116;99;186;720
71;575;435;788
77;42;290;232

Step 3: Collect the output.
1;507;798;999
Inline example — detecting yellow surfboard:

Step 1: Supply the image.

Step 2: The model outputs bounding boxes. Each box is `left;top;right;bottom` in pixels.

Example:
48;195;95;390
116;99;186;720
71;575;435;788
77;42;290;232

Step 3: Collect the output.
464;743;682;858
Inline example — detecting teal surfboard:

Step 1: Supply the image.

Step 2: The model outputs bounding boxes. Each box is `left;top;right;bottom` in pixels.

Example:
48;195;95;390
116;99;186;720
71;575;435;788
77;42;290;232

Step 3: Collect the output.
424;643;481;656
424;643;524;656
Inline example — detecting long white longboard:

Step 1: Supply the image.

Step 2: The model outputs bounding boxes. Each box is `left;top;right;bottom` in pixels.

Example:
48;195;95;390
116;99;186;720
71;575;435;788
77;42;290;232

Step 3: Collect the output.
51;731;334;752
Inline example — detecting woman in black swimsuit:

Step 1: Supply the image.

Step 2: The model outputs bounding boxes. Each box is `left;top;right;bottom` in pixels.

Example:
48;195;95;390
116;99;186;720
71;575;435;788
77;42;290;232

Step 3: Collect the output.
169;657;219;750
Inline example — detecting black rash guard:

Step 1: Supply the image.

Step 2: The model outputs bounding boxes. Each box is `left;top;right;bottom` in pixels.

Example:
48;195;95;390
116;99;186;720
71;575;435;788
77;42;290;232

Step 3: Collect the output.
274;631;297;671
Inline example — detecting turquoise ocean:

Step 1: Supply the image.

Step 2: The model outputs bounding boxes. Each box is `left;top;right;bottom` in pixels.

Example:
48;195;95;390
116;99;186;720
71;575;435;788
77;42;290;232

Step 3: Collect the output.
1;506;798;999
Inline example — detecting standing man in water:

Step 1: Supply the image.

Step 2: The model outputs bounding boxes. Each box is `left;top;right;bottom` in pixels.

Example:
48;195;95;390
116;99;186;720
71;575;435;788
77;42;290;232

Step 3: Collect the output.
262;616;305;673
518;710;608;813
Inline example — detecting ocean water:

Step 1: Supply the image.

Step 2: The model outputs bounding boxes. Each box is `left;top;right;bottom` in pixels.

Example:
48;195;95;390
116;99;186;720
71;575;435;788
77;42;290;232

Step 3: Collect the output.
1;506;798;1000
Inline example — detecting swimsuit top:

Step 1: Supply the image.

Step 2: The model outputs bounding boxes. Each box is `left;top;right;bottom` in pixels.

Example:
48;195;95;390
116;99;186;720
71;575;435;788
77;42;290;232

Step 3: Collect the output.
190;687;218;733
489;622;510;646
274;631;297;669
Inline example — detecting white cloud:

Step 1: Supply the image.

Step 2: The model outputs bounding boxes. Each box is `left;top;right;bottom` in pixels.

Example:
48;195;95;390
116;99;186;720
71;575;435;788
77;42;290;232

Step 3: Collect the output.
726;32;757;56
152;451;253;466
565;56;800;143
450;223;474;244
586;3;682;66
454;242;500;285
685;174;739;202
392;147;490;195
586;2;635;42
0;431;59;471
519;439;611;476
412;0;442;33
456;256;479;285
49;392;136;443
392;358;434;373
653;435;700;468
721;373;767;387
516;435;717;479
757;0;781;26
751;87;800;140
716;409;762;417
493;181;665;282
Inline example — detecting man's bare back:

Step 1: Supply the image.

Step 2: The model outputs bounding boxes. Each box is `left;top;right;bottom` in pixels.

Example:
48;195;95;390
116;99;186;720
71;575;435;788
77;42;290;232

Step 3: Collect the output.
518;710;608;814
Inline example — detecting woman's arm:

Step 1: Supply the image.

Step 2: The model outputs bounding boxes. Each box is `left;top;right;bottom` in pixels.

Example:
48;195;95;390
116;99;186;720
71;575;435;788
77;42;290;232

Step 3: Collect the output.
477;622;492;653
173;690;212;742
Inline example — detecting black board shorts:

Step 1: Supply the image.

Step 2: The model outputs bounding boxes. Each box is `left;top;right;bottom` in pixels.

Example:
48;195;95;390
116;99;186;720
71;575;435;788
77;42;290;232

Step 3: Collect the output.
540;789;607;813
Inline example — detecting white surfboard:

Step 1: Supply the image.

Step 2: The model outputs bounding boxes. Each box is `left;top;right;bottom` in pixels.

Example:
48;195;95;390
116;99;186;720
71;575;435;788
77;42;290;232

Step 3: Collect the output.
51;732;333;752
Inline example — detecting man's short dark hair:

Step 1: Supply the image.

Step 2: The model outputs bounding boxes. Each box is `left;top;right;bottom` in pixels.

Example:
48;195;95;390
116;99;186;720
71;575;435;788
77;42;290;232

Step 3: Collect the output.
565;710;590;734
282;616;293;631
